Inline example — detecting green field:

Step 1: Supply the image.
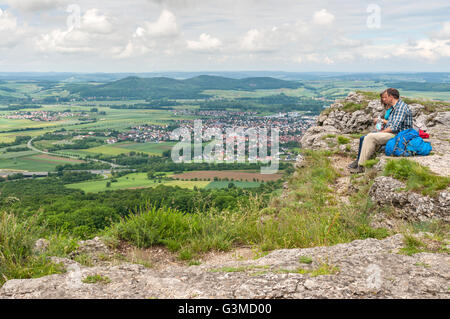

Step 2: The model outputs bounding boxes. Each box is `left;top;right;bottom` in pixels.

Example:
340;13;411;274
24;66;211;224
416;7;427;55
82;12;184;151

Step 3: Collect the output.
65;172;264;193
0;150;84;171
65;172;212;192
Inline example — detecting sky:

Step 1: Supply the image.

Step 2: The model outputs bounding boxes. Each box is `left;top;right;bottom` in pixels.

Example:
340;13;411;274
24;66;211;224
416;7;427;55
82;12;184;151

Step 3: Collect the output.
0;0;449;73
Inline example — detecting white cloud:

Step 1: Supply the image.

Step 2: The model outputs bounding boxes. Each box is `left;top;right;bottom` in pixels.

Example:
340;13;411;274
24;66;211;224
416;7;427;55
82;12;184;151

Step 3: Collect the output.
116;9;181;58
187;33;222;51
36;8;116;53
4;0;66;12
0;9;30;48
313;9;335;25
433;21;450;39
136;9;179;38
82;8;113;34
0;8;17;31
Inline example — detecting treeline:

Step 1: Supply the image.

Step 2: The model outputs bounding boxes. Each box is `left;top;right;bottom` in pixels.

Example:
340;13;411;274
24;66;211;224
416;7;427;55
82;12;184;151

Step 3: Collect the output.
197;94;326;113
3;104;42;110
80;151;291;172
108;100;181;109
0;136;31;148
56;162;111;171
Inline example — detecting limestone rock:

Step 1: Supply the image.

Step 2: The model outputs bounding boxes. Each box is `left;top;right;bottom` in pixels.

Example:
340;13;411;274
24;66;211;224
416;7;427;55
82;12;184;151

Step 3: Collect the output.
2;235;449;299
69;237;112;262
369;176;449;222
300;125;341;150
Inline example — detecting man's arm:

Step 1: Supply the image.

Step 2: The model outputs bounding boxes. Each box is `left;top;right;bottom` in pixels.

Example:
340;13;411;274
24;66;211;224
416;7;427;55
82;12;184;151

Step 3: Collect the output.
386;103;407;134
380;127;394;133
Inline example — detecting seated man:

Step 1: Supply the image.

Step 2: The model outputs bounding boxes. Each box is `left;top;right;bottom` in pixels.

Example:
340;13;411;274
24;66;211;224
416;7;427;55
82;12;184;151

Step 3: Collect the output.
350;88;413;173
348;96;392;169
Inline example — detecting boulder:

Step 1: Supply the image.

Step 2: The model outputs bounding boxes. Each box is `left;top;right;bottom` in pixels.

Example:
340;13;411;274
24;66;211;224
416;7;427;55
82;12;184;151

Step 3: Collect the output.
369;176;449;222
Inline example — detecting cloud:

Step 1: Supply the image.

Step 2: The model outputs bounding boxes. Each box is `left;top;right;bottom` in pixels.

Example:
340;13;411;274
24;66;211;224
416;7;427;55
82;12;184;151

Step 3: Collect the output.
187;33;222;51
0;8;17;31
116;9;181;58
136;9;179;38
81;8;113;34
433;21;450;39
0;8;30;48
36;8;116;53
313;9;335;25
4;0;66;12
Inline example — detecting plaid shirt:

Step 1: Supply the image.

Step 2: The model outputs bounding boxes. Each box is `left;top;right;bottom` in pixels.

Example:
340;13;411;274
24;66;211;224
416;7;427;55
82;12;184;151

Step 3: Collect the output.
386;99;413;133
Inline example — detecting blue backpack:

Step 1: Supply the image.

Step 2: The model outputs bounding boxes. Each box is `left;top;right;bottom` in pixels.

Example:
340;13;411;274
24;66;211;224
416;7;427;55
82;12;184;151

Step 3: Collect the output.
385;128;432;156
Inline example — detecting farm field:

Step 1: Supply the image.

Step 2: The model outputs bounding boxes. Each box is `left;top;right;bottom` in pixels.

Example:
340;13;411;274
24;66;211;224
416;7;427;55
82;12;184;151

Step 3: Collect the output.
65;170;267;193
0;151;85;171
65;172;211;193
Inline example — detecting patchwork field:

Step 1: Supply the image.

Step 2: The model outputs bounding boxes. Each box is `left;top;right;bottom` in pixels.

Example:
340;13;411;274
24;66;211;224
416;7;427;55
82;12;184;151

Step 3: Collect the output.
0;151;85;171
65;170;271;193
64;172;212;193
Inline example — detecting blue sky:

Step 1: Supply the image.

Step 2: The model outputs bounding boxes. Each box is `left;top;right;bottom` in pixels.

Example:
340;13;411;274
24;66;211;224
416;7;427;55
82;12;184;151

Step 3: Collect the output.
0;0;449;72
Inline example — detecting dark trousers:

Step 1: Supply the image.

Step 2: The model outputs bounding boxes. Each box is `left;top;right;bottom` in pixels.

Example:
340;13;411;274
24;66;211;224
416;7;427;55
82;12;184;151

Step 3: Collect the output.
357;135;365;161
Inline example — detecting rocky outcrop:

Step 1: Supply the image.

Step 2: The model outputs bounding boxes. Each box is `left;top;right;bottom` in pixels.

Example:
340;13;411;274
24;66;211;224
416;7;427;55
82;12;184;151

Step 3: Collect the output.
369;176;450;223
301;92;449;153
1;234;448;299
302;92;449;226
298;125;341;150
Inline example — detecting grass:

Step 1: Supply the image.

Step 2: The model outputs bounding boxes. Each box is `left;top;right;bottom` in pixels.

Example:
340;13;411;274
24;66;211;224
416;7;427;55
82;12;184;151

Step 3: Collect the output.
383;159;450;196
362;158;379;168
0;211;67;286
337;136;350;145
276;263;340;276
342;101;369;113
402;97;450;112
399;235;428;256
299;256;313;264
102;150;390;260
82;274;111;284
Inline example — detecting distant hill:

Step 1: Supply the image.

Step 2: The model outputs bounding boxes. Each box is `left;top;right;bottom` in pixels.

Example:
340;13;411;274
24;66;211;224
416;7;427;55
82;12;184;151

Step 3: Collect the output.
67;75;303;100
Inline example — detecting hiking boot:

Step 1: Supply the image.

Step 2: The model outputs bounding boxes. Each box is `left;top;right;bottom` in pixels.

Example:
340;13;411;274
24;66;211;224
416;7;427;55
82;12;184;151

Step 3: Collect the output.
350;165;365;174
347;160;359;169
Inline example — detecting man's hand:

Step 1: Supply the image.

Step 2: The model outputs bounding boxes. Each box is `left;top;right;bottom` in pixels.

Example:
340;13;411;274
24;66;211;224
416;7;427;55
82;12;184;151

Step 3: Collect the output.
380;127;393;134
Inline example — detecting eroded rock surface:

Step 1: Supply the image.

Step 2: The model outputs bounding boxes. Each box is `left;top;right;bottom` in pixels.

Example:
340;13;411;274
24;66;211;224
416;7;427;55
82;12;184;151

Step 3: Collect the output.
1;235;448;299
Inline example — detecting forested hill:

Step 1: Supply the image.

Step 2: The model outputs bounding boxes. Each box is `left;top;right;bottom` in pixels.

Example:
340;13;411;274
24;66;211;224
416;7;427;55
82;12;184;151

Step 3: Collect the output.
67;75;303;99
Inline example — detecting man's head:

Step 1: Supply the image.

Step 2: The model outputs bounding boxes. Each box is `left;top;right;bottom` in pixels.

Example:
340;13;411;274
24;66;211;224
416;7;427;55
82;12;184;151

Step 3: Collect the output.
380;88;400;107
